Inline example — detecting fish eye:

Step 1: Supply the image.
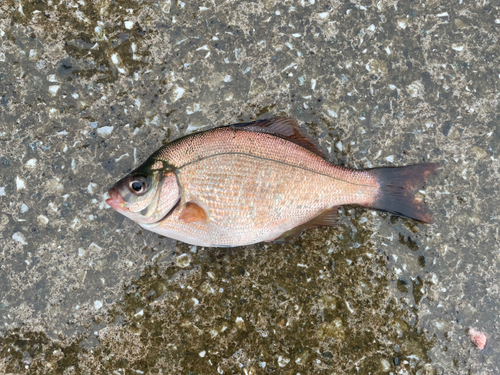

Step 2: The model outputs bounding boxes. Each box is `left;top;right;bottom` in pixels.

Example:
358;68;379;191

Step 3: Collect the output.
129;177;148;194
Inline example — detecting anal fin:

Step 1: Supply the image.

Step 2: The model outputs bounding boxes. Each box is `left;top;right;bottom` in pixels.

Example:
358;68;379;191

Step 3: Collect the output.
179;202;208;223
271;206;340;244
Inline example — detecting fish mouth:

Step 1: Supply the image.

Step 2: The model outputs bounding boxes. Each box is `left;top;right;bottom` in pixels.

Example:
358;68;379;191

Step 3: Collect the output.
106;187;125;210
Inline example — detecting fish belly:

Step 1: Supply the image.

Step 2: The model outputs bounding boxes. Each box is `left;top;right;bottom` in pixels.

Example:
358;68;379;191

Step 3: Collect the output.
146;152;377;247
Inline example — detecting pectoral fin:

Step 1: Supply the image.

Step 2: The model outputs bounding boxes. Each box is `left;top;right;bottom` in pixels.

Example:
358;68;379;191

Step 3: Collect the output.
179;202;207;223
271;207;340;244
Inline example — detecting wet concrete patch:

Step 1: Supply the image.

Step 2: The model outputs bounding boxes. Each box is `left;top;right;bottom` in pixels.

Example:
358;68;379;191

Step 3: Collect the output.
2;219;437;373
1;0;500;373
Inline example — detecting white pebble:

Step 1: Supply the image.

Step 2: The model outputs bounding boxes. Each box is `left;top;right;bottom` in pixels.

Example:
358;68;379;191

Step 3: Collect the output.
38;215;49;225
49;85;60;96
94;300;103;310
97;126;113;136
381;358;391;371
26;158;37;168
111;53;120;65
278;356;290;367
172;85;185;102
16;176;25;190
88;182;97;194
48;108;59;118
21;203;28;213
0;187;5;196
186;103;200;115
124;21;134;29
13;232;27;245
327;109;338;118
235;317;245;329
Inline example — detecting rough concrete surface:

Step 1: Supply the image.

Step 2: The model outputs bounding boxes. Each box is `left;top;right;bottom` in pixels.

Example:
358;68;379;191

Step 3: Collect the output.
0;0;499;373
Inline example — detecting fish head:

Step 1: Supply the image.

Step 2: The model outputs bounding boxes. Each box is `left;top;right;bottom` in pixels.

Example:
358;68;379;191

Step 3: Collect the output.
106;160;180;225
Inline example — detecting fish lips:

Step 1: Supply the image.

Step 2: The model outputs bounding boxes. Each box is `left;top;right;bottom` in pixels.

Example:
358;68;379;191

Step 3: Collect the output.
106;187;126;211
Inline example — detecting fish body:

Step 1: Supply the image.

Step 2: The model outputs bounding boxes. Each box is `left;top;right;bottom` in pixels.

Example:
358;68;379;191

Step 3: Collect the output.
107;118;438;247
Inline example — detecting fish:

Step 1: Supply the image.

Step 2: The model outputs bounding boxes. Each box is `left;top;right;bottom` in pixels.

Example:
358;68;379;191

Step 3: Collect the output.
106;118;438;247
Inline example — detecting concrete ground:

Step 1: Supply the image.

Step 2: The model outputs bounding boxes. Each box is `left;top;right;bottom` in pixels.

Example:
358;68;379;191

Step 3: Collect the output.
0;0;499;373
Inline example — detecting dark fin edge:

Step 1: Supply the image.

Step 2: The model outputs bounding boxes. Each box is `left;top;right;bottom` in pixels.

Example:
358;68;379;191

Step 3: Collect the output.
370;163;439;223
271;206;340;244
230;117;327;158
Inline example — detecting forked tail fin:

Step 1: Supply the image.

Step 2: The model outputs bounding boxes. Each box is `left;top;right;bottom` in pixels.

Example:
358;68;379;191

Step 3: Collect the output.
370;163;439;223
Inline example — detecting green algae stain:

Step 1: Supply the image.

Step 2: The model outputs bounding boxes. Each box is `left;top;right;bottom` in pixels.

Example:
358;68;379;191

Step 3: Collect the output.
0;329;85;374
0;211;437;373
81;216;435;374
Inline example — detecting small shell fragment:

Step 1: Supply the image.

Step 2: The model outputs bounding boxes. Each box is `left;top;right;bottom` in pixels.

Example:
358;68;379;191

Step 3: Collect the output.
13;232;27;245
175;253;191;268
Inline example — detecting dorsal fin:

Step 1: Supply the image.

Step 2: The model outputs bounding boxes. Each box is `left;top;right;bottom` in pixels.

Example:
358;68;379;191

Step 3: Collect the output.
230;117;326;158
270;206;340;244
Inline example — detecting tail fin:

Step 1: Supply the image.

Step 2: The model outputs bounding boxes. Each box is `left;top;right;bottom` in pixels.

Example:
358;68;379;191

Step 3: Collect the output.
370;163;439;223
